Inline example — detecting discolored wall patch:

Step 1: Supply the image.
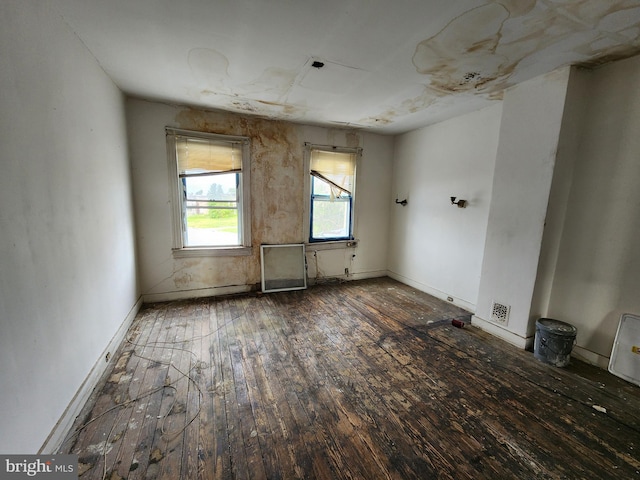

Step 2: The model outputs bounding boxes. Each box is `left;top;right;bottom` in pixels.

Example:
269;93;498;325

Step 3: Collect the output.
173;107;305;286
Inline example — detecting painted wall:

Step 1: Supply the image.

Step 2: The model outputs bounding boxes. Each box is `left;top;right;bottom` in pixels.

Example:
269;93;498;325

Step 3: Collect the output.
389;58;640;365
388;104;502;310
529;67;590;329
473;68;572;347
547;55;640;365
0;2;138;452
127;99;393;301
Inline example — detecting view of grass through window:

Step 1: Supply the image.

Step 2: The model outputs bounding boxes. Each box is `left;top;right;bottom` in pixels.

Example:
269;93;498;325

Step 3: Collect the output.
187;204;238;230
184;174;239;246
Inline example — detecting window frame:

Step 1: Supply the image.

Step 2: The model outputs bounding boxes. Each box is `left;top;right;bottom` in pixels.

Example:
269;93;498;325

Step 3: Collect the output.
166;127;252;257
304;143;361;246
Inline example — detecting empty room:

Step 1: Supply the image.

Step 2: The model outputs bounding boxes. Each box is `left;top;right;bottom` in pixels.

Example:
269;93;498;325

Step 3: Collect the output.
1;1;640;479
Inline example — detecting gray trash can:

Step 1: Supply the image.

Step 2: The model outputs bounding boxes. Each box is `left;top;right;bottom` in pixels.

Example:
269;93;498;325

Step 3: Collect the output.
534;318;577;367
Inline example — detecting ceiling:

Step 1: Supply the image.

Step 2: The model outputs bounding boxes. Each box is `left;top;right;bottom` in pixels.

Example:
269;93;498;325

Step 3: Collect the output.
52;0;640;134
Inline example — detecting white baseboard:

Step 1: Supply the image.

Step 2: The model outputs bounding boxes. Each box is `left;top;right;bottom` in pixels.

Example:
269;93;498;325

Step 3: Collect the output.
145;273;388;301
142;284;253;303
471;315;534;350
571;345;610;370
472;317;610;368
387;271;475;312
39;296;143;454
348;269;388;281
305;270;389;286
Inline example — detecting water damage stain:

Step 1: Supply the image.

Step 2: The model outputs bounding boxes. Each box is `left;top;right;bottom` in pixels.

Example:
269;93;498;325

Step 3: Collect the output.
412;0;640;97
354;0;640;127
174;107;306;285
190;1;639;130
188;48;304;119
188;48;232;97
413;2;514;94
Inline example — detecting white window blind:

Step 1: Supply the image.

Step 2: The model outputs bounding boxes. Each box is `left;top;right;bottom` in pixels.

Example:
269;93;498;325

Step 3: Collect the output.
176;136;242;175
166;128;252;254
310;149;356;198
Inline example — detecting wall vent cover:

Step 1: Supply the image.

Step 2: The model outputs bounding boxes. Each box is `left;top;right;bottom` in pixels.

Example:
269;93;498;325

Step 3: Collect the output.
491;301;510;325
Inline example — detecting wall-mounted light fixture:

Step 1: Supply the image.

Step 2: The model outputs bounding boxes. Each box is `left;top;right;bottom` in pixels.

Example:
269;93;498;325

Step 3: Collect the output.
450;196;467;208
395;198;408;206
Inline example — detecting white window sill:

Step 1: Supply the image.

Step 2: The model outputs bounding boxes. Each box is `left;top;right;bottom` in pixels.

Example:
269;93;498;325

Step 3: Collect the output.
305;240;358;251
172;246;253;258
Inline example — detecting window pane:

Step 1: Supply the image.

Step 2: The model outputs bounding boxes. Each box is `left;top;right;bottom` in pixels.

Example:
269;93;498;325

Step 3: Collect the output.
311;198;350;239
183;173;240;246
312;176;331;196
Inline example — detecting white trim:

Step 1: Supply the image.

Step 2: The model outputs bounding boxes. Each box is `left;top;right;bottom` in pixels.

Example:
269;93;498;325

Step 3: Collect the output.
471;315;534;350
142;284;253;303
349;269;387;280
304;142;363;155
165;128;251;251
172;246;253;258
572;345;610;370
305;240;358;251
307;269;387;285
387;271;476;312
165;127;249;145
303;143;362;244
303;145;311;241
39;296;143;454
240;140;251;247
167;133;183;249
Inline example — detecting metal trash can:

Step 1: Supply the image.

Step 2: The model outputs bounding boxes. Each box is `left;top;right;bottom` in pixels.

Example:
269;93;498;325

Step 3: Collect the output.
534;318;577;367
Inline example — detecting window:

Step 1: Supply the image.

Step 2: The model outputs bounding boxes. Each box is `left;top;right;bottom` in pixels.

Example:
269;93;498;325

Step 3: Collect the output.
166;128;251;254
305;144;360;243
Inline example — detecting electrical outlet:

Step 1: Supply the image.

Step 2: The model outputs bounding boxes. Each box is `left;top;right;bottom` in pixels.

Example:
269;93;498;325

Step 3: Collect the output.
105;352;111;362
447;296;454;302
345;268;349;276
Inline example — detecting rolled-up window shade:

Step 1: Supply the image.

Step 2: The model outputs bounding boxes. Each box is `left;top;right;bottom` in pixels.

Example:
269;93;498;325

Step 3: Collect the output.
310;150;356;196
177;136;242;174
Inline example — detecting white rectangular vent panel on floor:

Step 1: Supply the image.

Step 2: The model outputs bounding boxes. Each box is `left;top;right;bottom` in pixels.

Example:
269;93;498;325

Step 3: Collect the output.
491;301;510;325
261;244;307;293
609;313;640;386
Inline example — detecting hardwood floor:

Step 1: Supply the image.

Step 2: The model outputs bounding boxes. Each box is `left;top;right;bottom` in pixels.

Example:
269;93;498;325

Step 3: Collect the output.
60;277;640;479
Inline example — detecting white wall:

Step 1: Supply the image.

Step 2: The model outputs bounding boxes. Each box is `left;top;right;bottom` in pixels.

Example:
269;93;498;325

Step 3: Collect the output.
0;1;138;453
530;67;590;327
390;58;640;367
547;55;640;366
473;68;572;347
127;99;393;300
388;104;502;310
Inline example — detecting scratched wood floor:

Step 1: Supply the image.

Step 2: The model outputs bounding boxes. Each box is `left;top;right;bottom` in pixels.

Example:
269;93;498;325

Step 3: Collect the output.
60;277;640;479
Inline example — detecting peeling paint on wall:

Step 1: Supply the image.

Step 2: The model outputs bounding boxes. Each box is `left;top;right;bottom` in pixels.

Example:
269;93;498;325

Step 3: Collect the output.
173;108;305;287
127;98;392;297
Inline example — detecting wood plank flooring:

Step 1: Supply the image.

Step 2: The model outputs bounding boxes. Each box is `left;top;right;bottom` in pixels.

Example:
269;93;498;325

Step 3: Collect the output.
60;277;640;479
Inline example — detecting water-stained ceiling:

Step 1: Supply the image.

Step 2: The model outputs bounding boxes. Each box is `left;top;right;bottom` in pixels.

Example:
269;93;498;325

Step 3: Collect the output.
52;0;640;134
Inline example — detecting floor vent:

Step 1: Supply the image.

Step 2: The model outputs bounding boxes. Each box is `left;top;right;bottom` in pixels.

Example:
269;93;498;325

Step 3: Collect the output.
491;301;510;325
